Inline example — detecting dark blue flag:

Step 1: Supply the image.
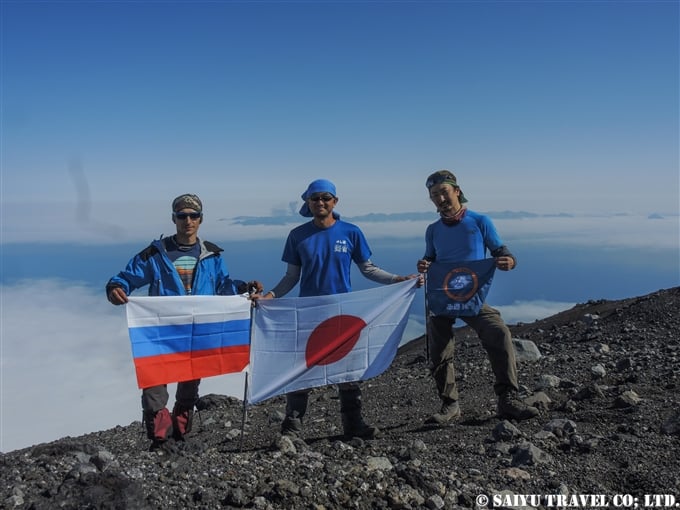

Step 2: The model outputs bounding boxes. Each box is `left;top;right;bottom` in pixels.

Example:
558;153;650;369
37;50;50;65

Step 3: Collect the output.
426;259;497;317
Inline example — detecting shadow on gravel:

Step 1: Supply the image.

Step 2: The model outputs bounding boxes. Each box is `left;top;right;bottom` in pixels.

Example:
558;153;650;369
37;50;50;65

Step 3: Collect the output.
407;415;495;434
459;416;496;426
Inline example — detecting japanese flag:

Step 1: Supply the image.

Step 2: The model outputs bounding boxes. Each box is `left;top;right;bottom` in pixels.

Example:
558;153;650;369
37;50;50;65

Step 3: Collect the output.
248;279;417;404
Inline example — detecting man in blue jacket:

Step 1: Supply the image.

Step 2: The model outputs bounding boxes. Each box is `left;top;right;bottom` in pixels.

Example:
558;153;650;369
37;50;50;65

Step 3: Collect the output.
417;171;539;425
106;193;262;449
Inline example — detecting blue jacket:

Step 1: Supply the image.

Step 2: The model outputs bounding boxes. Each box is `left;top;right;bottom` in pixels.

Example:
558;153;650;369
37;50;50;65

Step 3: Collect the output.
106;237;243;297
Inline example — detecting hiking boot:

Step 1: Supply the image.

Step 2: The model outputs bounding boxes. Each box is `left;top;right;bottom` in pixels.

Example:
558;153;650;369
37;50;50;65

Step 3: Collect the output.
281;392;308;437
149;438;178;453
280;416;304;437
172;405;194;441
341;410;381;439
497;391;539;421
425;400;461;425
144;408;173;446
338;387;380;439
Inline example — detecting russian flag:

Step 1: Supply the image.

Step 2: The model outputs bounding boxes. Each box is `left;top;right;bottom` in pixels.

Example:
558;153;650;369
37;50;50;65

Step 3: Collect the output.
248;279;418;404
126;295;251;389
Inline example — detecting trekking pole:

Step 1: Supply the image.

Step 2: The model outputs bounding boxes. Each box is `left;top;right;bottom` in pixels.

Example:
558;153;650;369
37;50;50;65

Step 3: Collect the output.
239;372;248;453
239;291;257;453
423;270;430;364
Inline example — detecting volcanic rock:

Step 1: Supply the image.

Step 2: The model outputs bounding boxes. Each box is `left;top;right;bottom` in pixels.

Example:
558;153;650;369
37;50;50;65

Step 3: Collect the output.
2;287;679;509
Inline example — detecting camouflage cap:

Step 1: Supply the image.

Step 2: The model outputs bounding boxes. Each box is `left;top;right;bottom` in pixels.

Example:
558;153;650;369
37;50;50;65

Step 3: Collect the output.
172;194;203;213
425;170;468;203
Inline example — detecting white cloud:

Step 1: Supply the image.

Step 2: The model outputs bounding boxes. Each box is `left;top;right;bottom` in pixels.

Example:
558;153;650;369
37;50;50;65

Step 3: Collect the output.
0;280;133;452
494;215;680;250
495;300;577;326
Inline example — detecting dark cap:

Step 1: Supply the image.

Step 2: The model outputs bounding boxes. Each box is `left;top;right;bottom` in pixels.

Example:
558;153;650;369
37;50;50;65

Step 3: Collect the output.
172;194;203;212
425;170;468;203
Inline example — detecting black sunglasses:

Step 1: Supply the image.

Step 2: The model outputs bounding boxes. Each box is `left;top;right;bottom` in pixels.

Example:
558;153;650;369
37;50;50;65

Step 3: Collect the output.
309;194;335;202
174;212;202;220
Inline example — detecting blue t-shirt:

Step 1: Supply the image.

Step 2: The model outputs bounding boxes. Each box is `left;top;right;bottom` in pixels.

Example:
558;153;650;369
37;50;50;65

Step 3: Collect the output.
424;210;504;263
282;219;372;297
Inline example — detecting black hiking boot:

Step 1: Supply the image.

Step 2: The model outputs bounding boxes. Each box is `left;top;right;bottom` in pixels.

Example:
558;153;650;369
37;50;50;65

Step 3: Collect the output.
339;387;380;439
497;391;539;421
341;410;381;439
280;391;309;437
425;399;461;425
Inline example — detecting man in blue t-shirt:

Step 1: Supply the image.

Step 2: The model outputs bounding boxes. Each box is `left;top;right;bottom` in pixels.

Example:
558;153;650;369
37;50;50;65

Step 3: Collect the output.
417;170;539;424
254;179;420;439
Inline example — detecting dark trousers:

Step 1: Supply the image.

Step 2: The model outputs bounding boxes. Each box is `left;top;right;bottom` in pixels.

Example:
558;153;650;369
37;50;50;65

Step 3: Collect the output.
428;304;518;402
285;381;363;419
141;379;201;414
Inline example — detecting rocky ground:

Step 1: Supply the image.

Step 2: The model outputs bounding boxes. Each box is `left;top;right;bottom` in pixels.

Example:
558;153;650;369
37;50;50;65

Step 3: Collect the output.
2;286;679;510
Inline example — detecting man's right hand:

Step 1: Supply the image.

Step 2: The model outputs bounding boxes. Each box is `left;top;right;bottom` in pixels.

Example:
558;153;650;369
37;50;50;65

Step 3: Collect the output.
107;287;128;305
249;291;275;305
417;259;431;273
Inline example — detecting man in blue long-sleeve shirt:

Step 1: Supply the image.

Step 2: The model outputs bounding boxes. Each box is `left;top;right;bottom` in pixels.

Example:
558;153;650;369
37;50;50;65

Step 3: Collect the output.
417;170;538;425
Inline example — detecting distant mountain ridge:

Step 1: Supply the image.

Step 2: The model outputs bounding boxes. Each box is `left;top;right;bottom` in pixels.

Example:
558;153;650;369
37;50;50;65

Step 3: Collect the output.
222;210;577;226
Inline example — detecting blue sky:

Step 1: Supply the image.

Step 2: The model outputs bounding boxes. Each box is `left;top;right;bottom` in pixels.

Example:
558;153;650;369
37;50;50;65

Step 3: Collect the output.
2;0;678;246
1;0;679;452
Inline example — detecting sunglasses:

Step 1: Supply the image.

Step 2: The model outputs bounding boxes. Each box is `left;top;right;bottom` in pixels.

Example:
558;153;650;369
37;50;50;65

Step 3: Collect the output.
174;212;202;220
309;194;335;202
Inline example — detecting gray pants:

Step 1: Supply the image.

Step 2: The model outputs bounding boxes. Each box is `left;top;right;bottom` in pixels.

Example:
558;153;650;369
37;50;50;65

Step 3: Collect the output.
141;379;200;414
428;304;518;402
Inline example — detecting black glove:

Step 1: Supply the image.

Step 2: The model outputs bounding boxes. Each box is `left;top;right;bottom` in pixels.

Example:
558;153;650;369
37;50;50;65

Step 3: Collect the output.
247;280;264;294
237;280;264;294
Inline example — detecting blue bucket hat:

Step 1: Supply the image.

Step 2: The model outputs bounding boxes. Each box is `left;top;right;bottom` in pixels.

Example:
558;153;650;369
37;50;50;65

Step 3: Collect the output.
298;179;339;218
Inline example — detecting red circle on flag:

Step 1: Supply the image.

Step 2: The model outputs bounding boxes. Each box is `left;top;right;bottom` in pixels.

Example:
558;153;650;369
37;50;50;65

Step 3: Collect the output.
305;314;367;368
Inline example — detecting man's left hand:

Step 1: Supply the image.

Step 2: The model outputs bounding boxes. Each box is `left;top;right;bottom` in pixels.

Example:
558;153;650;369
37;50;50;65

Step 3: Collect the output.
395;274;425;287
495;256;515;271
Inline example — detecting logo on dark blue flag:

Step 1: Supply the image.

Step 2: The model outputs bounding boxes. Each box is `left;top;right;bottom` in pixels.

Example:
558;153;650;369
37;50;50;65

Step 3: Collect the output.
426;259;497;317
